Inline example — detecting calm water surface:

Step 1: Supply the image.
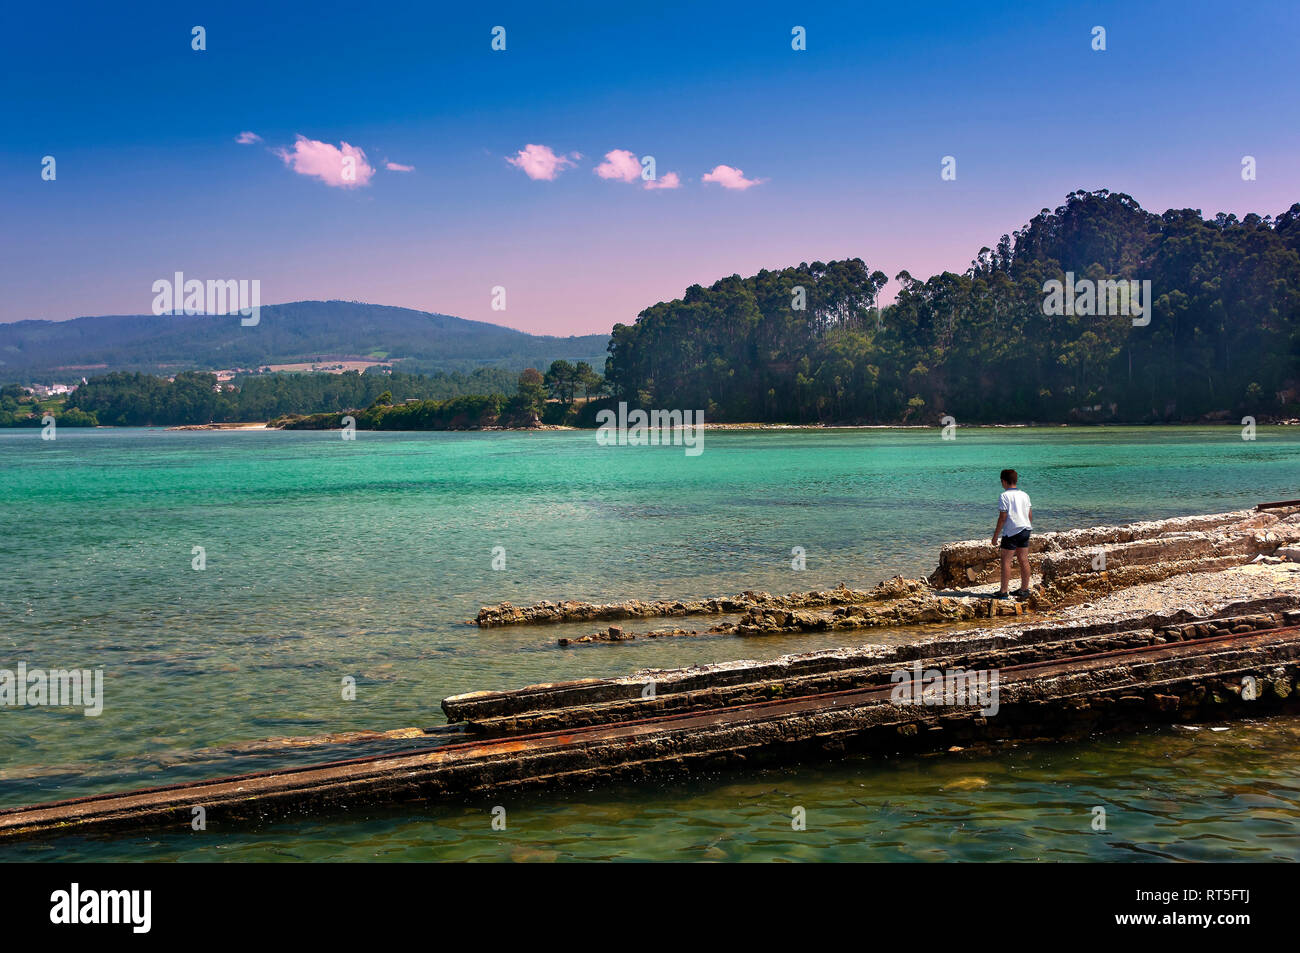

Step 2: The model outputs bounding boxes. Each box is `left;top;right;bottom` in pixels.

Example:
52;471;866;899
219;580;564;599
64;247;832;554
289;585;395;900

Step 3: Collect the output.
2;426;1298;861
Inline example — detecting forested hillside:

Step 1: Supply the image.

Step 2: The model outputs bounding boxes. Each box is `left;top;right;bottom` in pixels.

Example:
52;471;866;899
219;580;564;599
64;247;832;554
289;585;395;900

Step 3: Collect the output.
0;300;608;380
604;191;1300;423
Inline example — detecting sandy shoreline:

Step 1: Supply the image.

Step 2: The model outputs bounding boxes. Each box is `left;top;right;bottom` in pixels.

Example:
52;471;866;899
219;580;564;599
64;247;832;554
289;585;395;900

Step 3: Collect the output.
161;419;1299;433
165;421;577;432
166;422;270;431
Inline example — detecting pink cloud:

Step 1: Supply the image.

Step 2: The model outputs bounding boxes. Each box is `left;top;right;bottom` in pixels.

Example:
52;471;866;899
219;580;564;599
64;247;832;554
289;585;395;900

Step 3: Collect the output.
386;161;415;172
506;143;578;181
702;164;765;190
594;149;641;183
235;131;262;145
644;171;681;190
273;135;375;188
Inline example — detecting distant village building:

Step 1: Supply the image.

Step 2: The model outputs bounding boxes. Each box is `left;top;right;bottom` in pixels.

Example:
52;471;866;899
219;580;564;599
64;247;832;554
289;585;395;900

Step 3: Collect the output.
24;383;76;397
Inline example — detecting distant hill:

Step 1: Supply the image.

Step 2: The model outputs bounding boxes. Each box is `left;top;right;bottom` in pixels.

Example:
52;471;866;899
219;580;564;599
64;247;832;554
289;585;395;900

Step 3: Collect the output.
0;300;610;382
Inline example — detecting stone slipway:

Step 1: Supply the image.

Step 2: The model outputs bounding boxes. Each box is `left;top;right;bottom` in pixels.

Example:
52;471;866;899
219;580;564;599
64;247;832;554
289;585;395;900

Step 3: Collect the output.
931;504;1300;589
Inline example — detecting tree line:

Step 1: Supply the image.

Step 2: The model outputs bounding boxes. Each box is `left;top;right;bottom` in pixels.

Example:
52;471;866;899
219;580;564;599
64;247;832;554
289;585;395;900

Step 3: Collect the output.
53;367;518;427
602;191;1300;423
0;385;95;427
276;362;606;430
1;361;607;428
10;191;1298;428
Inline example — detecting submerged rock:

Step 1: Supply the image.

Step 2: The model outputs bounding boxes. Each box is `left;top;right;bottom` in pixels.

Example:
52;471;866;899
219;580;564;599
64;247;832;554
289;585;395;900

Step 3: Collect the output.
476;577;931;627
558;624;637;646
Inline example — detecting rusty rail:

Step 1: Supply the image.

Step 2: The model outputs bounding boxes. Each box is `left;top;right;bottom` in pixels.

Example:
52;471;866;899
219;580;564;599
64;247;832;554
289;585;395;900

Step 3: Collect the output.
3;623;1299;843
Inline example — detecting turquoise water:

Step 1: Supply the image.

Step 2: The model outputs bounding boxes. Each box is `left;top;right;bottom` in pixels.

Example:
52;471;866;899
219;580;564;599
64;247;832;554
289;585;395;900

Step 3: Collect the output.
1;425;1298;861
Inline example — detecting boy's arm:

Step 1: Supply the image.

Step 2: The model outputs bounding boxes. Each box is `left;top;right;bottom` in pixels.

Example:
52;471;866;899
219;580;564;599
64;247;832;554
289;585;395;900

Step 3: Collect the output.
991;511;1007;545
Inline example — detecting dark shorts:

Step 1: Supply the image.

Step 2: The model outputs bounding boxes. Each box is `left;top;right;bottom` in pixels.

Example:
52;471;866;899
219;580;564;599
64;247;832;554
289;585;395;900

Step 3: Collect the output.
1000;528;1031;550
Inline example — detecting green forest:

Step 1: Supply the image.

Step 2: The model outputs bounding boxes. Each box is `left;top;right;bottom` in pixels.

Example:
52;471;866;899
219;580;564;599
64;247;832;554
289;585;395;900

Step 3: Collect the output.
51;367;519;427
604;191;1300;423
274;365;590;431
7;191;1298;429
2;362;602;429
0;385;95;427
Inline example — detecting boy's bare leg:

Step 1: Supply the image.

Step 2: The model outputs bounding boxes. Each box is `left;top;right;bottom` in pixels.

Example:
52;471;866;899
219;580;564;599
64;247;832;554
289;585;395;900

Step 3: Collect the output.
999;548;1012;594
1016;549;1031;591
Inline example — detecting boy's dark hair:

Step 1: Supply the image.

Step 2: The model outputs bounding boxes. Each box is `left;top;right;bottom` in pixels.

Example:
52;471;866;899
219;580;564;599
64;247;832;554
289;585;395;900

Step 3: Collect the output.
1000;469;1018;485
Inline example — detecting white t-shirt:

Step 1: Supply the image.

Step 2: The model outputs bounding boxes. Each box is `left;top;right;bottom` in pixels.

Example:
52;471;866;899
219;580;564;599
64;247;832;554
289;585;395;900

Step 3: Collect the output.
999;488;1032;536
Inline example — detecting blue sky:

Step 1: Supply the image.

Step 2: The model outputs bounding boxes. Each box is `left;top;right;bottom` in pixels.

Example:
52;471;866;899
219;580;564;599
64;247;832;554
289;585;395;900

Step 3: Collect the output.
3;0;1298;333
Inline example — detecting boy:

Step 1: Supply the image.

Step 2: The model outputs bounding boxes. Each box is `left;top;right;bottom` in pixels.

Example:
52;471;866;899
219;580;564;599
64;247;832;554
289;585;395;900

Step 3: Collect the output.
991;469;1033;598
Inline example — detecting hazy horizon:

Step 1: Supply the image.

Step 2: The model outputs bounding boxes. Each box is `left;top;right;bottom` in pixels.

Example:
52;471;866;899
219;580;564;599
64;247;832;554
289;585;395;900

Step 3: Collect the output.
5;298;612;339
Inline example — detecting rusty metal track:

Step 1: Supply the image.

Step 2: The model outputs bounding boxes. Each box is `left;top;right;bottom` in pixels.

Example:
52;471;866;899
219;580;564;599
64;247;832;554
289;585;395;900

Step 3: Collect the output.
16;622;1288;814
451;611;1297;735
2;623;1298;843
